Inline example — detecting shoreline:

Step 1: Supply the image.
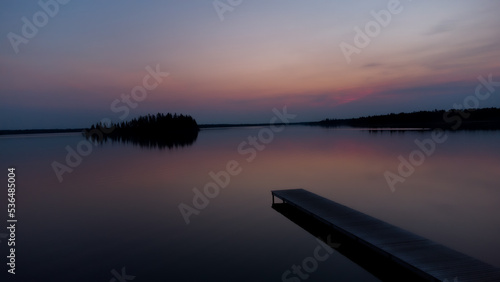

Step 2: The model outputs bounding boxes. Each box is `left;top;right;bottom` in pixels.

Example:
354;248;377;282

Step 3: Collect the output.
2;122;500;136
3;108;500;135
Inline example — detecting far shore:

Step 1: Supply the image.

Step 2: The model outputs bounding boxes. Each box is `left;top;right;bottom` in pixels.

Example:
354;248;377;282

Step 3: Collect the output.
3;108;499;135
0;128;86;136
2;121;500;136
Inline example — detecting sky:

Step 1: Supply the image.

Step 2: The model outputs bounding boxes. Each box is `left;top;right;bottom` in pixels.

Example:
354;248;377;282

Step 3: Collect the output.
1;0;499;129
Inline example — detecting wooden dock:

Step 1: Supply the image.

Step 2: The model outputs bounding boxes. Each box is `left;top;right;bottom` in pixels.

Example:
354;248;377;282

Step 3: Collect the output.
272;189;500;281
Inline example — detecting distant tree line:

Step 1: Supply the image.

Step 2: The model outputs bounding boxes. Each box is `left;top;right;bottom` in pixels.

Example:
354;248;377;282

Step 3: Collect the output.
317;108;500;130
85;113;200;149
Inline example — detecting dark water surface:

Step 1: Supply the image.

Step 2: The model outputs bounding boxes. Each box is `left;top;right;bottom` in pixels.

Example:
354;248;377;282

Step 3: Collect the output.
1;126;499;281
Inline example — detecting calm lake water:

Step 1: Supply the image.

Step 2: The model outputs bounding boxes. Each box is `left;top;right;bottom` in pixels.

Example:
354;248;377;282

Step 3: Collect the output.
1;126;500;281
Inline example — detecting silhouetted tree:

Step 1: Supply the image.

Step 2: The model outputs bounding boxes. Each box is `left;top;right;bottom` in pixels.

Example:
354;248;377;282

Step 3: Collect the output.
317;108;500;130
85;113;200;149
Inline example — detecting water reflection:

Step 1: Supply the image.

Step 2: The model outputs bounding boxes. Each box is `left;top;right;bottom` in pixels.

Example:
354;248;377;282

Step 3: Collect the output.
272;202;424;281
86;130;199;149
1;127;499;281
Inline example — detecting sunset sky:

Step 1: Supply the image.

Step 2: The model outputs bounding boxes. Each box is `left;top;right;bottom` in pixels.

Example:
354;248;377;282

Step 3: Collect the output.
1;0;499;129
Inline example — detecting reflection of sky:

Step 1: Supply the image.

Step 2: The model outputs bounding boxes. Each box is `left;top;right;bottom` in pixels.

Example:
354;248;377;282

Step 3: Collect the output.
1;1;500;129
2;127;499;281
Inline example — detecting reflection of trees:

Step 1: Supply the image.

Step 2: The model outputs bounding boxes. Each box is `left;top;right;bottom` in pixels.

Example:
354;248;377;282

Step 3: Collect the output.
85;113;200;149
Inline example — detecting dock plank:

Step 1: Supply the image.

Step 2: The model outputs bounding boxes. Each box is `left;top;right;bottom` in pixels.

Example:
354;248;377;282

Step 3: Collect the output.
272;189;500;281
